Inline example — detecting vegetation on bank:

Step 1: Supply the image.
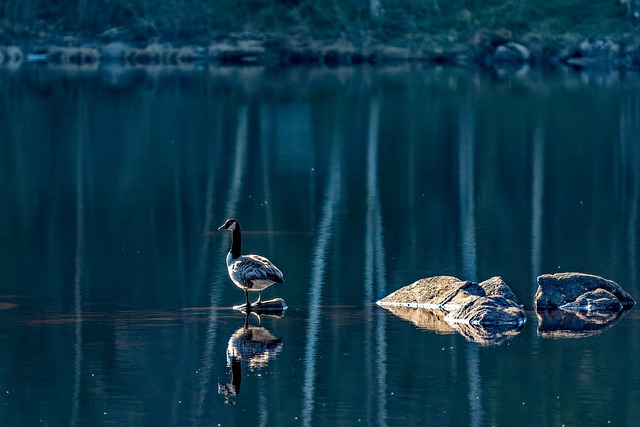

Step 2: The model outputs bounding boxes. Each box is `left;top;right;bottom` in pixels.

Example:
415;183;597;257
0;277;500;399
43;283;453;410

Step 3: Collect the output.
0;0;640;67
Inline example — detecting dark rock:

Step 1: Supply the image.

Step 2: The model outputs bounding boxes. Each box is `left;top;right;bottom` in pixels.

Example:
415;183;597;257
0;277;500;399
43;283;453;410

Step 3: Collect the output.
234;298;287;317
447;294;524;326
560;288;623;312
534;272;635;310
377;275;525;327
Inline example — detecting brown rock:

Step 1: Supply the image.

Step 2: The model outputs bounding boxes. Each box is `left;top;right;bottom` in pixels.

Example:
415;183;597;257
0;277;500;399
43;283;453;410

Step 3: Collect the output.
377;275;525;326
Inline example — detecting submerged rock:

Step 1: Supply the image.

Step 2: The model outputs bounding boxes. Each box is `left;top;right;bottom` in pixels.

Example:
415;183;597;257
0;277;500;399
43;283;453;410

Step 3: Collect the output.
534;272;635;311
377;275;526;327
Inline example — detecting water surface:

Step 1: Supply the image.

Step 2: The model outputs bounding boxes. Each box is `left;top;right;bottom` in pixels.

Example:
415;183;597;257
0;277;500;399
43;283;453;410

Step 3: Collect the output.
0;64;639;426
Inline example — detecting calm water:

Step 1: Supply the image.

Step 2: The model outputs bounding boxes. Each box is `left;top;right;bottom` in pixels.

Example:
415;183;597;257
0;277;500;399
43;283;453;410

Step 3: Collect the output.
1;63;639;426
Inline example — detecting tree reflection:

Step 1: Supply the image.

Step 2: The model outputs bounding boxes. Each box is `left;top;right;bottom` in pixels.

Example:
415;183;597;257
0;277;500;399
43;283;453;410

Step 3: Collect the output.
1;66;640;426
363;94;388;426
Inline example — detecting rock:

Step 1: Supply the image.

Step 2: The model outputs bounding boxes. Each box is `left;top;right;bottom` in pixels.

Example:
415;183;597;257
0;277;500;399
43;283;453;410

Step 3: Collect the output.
534;272;635;311
564;38;623;68
577;38;620;58
377;275;525;326
208;40;270;64
47;46;99;65
0;46;23;65
492;42;530;65
560;288;623;312
445;294;525;326
234;298;287;317
101;41;133;60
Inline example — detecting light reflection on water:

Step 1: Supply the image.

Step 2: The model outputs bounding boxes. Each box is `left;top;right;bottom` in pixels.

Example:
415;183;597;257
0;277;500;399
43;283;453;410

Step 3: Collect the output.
0;63;639;426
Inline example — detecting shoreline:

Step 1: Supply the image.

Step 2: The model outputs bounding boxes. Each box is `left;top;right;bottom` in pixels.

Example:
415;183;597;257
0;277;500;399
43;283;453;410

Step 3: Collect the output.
1;34;639;73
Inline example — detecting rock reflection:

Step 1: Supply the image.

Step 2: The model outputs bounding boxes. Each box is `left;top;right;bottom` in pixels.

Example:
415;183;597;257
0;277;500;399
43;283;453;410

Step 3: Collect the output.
536;308;631;339
382;305;523;346
218;313;283;403
453;322;524;345
0;301;17;310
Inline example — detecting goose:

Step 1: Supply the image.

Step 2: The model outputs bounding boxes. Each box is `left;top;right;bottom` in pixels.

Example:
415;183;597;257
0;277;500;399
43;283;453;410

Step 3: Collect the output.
218;218;284;308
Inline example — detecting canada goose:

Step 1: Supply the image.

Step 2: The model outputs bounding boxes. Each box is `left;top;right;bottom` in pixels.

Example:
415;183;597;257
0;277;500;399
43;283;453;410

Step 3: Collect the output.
218;218;284;308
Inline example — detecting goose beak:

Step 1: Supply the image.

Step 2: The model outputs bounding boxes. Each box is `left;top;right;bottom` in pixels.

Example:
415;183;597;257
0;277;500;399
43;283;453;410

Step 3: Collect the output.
218;224;226;230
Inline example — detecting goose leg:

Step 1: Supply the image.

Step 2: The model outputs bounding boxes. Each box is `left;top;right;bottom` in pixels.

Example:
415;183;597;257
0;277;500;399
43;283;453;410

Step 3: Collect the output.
233;290;252;311
244;289;251;308
253;291;262;306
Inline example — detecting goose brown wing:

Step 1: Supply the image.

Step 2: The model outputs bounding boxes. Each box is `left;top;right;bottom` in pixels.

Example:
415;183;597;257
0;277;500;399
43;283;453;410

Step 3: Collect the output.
233;255;284;284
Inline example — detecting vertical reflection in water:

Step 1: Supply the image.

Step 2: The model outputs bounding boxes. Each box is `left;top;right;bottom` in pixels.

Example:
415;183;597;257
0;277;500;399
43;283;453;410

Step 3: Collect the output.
258;383;268;427
363;95;388;426
458;97;482;427
528;123;545;421
259;104;275;258
71;92;88;427
173;143;186;300
226;105;249;218
302;145;342;427
531;123;545;289
621;93;640;289
458;99;477;282
195;105;248;421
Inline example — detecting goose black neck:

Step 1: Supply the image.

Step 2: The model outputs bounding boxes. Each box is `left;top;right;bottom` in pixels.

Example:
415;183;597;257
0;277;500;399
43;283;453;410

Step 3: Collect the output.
230;224;242;259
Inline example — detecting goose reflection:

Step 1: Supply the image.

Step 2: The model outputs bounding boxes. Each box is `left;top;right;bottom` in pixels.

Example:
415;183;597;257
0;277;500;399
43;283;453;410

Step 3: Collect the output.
218;312;284;402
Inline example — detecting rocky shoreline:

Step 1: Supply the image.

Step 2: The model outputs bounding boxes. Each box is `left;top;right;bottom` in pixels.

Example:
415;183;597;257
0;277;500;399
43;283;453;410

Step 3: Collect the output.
1;35;639;72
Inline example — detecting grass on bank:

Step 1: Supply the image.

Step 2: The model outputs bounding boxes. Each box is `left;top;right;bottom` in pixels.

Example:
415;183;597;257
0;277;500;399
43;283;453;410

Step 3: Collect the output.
0;0;638;47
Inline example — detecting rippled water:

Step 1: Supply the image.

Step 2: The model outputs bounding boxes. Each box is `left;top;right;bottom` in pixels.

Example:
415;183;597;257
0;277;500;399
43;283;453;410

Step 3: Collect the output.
0;64;639;426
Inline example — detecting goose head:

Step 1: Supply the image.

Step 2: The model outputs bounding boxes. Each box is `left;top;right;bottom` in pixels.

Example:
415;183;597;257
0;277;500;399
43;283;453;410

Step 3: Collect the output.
218;218;239;231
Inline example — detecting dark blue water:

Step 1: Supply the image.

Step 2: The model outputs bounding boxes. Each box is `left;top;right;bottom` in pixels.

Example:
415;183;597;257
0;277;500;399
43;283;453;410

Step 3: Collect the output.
0;64;639;426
